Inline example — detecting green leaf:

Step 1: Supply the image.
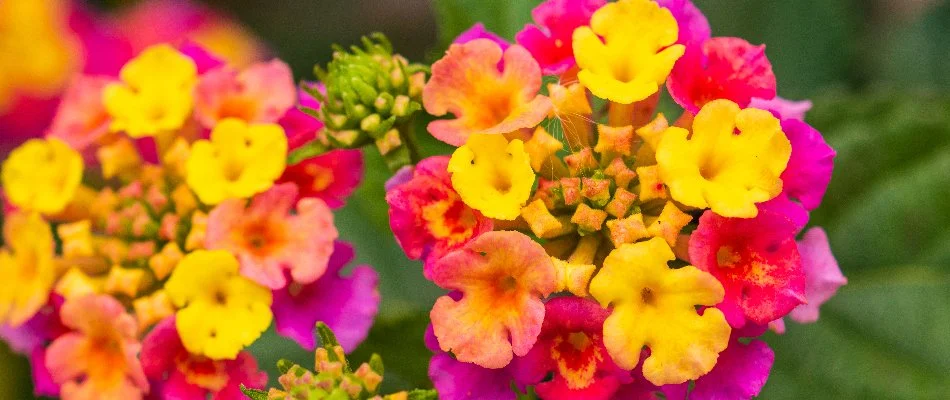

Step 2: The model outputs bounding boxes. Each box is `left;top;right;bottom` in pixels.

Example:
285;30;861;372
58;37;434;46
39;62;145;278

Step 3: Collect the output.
430;0;537;50
761;265;950;399
240;384;270;400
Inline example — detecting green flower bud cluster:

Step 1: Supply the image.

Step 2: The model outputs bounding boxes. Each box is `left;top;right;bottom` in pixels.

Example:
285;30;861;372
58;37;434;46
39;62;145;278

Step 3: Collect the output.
303;33;428;171
241;323;437;400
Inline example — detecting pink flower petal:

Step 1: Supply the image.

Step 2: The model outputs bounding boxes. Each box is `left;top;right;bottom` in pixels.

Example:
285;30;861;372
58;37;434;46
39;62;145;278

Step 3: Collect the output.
789;228;846;323
780;119;836;210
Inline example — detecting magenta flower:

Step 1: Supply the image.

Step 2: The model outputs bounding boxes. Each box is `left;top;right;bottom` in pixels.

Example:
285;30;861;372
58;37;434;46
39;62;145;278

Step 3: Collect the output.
272;241;380;352
789;227;846;323
517;297;631;400
690;198;807;327
515;0;605;75
454;23;510;49
426;324;526;400
141;317;268;400
277;149;364;209
656;0;711;51
280;83;325;150
386;156;493;275
667;326;774;400
667;37;777;114
205;183;338;290
780;119;836;210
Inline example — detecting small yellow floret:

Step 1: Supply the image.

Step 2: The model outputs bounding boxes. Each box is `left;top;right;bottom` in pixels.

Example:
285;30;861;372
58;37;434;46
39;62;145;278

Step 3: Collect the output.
1;138;82;215
448;134;535;220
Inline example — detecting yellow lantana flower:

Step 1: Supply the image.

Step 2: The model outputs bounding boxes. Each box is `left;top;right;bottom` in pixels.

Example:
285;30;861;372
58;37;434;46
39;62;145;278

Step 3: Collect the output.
1;138;82;214
656;99;791;218
186;118;288;205
165;250;272;360
0;212;56;327
589;237;730;386
103;44;197;137
447;134;535;220
572;0;684;104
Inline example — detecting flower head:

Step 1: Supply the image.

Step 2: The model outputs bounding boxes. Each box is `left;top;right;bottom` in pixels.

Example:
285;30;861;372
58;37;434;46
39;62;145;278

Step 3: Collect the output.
193;60;296;128
386;156;493;273
205;183;338;289
45;295;149;400
272;241;380;351
448;134;536;220
165;250;273;360
103;44;198;137
572;0;685;104
2;138;83;214
520;297;630;400
141;317;268;400
46;76;114;155
430;231;557;368
589;237;731;385
789;227;846;323
667;37;777;114
780;119;836;210
186;118;288;205
689;200;806;327
656;99;791;218
515;0;606;75
0;212;57;327
424;39;551;146
278;149;364;209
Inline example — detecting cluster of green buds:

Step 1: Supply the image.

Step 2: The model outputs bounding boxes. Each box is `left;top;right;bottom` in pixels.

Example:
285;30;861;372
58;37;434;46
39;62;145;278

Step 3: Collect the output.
301;33;428;171
242;323;437;400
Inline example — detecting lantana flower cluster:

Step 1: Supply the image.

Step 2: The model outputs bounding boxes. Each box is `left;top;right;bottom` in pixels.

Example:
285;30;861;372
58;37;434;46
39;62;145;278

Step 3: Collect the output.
382;0;845;398
0;43;380;400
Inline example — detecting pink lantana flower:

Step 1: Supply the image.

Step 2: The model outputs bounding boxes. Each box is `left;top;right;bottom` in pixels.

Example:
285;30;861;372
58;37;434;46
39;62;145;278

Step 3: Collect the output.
454;23;510;49
667;37;777;114
423;39;552;146
426;323;529;400
689;199;807;328
515;0;605;75
789;227;846;323
45;295;149;400
277;149;364;209
194;60;297;129
272;241;380;351
749;96;813;121
518;297;631;400
45;76;114;158
429;231;557;369
386;156;493;276
141;317;267;400
780;119;836;210
205;183;338;290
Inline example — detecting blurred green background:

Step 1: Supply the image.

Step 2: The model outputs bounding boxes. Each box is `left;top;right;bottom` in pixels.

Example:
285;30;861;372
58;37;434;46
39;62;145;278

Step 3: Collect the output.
3;0;950;398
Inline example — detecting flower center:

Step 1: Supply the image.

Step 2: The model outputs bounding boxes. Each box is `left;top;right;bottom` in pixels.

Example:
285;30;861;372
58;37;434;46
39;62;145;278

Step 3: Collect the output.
641;287;656;305
716;246;741;268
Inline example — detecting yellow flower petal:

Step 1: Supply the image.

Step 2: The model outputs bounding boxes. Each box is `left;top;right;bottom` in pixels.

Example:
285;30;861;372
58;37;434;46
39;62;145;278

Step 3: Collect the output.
448;134;535;220
1;138;83;215
590;237;730;385
656;99;791;218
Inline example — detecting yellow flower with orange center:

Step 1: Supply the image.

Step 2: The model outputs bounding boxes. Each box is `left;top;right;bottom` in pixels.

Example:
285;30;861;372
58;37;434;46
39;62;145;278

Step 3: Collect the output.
656;99;791;218
572;0;684;104
589;238;731;385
